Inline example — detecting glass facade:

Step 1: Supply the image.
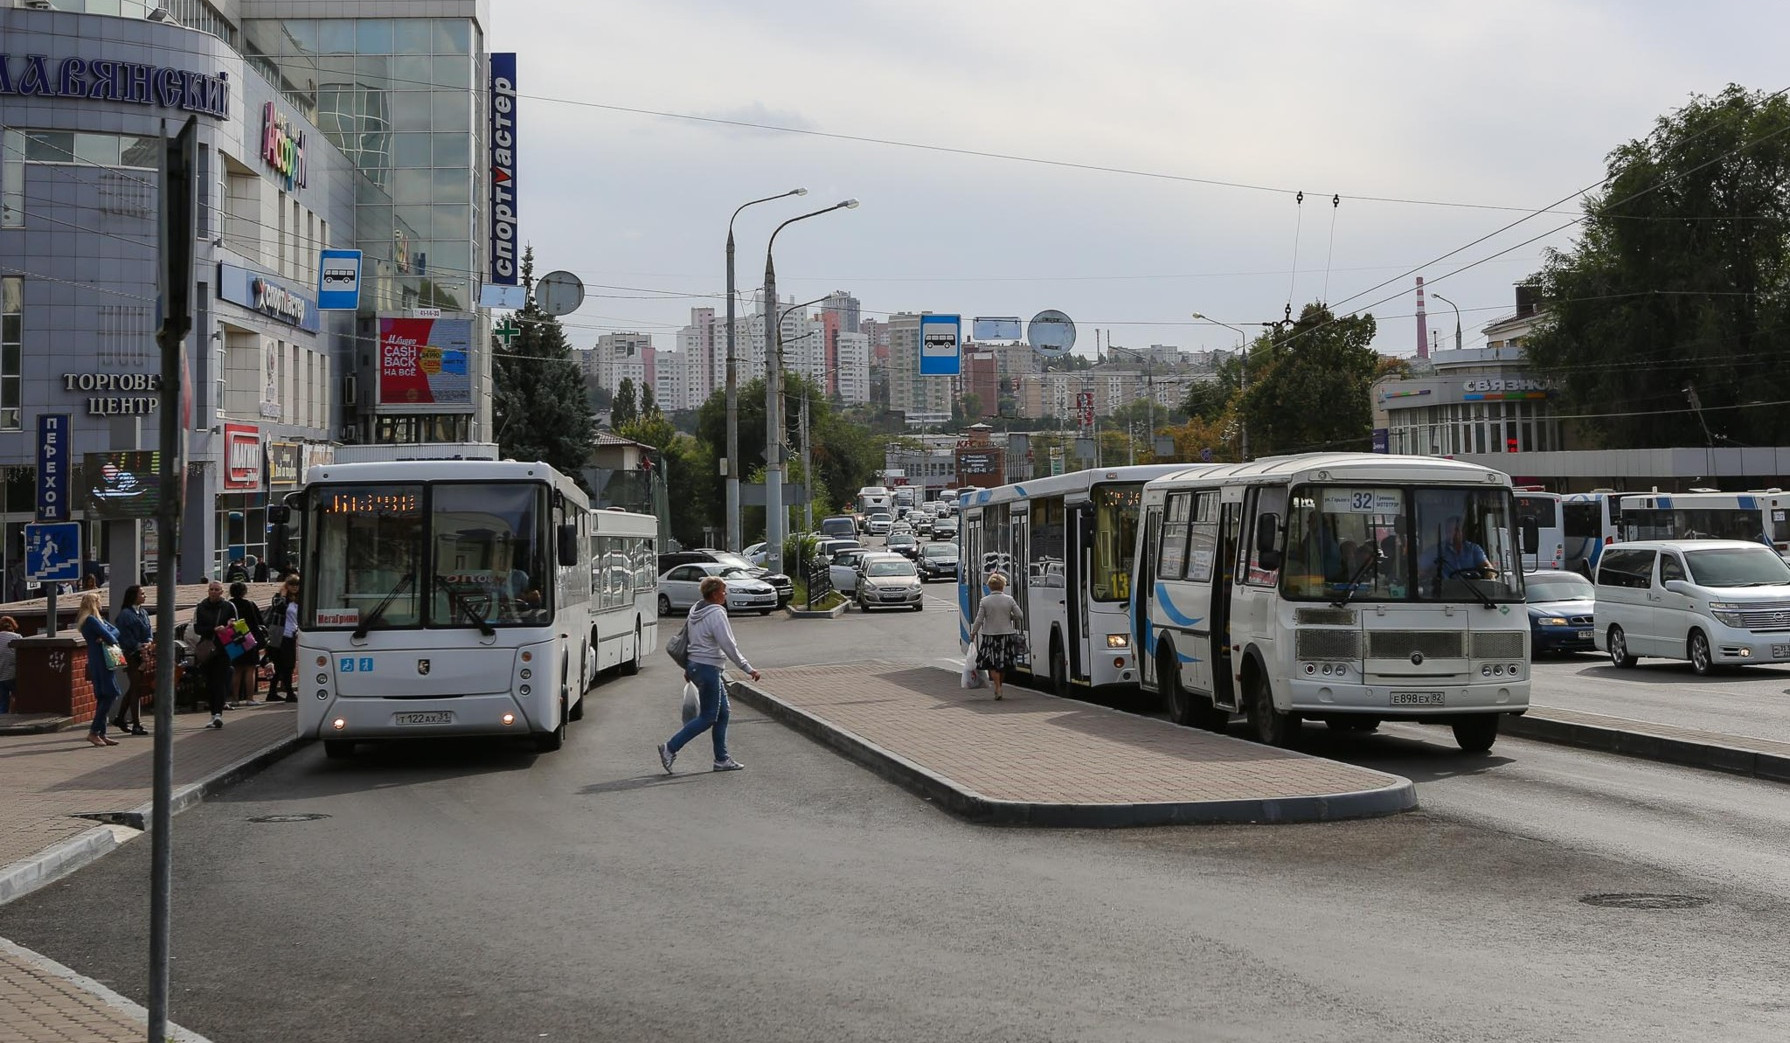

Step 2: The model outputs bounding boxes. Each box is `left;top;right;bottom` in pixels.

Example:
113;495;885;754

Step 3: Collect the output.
1385;400;1562;457
241;16;483;315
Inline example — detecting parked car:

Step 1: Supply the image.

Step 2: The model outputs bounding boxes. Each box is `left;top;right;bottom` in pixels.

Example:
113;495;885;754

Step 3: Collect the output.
657;562;779;615
828;547;878;594
917;541;959;582
1525;569;1595;654
743;542;769;566
659;550;792;608
856;556;923;612
1593;539;1790;675
886;530;920;559
865;512;893;537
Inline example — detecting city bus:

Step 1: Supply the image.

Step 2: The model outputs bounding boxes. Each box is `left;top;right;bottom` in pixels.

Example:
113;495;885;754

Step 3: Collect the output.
1136;453;1529;752
287;457;594;758
958;465;1187;695
589;507;660;676
1513;489;1565;571
1562;491;1633;577
1617;491;1790;559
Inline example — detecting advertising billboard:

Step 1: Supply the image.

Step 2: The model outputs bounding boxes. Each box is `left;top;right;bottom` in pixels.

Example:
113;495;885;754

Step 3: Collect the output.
489;53;519;286
377;317;474;410
83;450;161;520
223;423;262;491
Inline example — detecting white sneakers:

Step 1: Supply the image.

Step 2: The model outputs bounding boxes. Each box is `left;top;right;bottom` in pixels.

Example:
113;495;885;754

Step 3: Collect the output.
712;758;745;772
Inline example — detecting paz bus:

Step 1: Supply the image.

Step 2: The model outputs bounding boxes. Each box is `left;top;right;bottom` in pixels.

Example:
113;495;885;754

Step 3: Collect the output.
957;465;1187;694
1135;453;1529;752
1617;490;1790;558
285;455;597;758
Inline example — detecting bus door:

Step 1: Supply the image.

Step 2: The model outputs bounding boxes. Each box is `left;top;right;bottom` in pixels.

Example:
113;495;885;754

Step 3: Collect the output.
1008;508;1034;670
1068;502;1090;682
1136;501;1162;690
1209;494;1242;711
1235;484;1288;669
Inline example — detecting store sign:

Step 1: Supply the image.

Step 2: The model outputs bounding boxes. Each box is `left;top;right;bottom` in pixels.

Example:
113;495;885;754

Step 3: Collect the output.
488;52;519;286
958;450;1001;476
216;263;318;331
59;371;163;416
253;278;305;323
223;423;262;490
260;101;307;190
0;53;230;119
36;413;69;521
267;442;300;486
377;317;473;411
1460;377;1552;393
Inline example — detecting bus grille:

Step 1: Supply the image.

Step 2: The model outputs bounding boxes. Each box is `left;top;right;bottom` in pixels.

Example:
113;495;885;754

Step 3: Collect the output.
1470;631;1527;660
1296;629;1361;661
1296;608;1356;626
1368;631;1464;659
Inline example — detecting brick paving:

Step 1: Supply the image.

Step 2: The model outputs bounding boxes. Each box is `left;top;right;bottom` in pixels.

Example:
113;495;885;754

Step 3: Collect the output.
752;662;1405;806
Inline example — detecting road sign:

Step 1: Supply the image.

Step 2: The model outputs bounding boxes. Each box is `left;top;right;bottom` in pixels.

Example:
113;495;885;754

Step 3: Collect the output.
317;249;362;310
36;413;70;521
25;522;81;583
1028;309;1076;358
919;314;961;376
537;270;584;317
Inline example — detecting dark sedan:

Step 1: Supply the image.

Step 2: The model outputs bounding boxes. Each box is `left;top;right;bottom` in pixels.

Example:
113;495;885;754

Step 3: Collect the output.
917;541;959;582
1526;569;1596;654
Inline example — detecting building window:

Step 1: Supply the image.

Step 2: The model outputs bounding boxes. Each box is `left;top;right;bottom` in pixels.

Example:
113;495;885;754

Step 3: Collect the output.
2;277;20;430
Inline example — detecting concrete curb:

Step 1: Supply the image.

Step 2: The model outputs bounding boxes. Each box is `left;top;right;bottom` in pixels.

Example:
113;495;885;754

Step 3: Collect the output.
0;934;216;1042
784;600;847;619
0;731;308;906
1505;711;1790;783
0;713;79;736
728;679;1417;826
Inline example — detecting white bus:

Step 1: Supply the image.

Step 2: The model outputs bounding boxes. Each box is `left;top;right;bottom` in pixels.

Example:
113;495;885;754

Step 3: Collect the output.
1513;489;1565;571
1562;491;1638;577
1136;453;1529;752
589;507;660;675
1618;491;1790;558
958;465;1187;694
288;457;595;758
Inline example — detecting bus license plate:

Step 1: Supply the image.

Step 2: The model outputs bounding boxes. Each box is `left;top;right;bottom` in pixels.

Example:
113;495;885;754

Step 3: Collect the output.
394;711;453;726
1390;691;1445;707
1773;644;1790;658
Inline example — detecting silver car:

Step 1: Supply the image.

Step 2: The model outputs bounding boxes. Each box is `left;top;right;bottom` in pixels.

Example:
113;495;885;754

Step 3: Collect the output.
856;556;923;612
657;563;779;615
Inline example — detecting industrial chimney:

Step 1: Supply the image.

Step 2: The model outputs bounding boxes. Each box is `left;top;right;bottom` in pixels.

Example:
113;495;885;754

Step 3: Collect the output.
1415;276;1429;359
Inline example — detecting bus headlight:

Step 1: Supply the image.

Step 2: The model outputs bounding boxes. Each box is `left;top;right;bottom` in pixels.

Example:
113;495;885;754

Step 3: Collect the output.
520;668;532;679
1105;633;1129;649
519;684;531;696
316;674;328;685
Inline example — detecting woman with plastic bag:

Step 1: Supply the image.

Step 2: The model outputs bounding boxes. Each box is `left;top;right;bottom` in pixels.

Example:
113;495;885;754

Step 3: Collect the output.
656;576;760;774
967;571;1025;700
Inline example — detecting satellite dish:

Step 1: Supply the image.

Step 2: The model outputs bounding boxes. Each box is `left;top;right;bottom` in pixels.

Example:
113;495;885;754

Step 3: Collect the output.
1027;309;1076;358
536;270;584;317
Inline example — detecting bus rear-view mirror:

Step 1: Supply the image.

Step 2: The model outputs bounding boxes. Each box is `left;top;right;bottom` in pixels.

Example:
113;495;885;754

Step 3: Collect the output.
557;523;580;567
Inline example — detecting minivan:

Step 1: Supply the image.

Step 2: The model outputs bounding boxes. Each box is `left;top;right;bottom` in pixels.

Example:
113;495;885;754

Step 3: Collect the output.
1592;539;1790;675
819;515;858;540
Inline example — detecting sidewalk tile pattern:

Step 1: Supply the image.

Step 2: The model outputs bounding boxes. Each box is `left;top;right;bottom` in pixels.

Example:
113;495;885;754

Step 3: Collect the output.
756;662;1403;804
0;951;143;1043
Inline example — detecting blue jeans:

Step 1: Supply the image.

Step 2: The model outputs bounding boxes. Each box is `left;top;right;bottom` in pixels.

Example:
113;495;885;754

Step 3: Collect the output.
0;679;13;714
666;662;729;762
89;672;119;736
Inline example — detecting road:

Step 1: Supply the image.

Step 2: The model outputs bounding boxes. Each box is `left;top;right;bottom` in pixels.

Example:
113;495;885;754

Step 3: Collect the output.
3;571;1789;1041
1531;652;1790;743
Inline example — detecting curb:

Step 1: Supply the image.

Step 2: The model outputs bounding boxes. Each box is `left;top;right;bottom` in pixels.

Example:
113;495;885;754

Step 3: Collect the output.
728;679;1417;826
0;935;216;1043
1505;711;1790;783
0;713;78;736
0;731;308;906
784;601;847;619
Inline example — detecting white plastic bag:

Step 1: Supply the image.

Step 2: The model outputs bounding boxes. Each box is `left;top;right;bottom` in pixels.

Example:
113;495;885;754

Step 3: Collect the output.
681;680;700;722
960;658;984;689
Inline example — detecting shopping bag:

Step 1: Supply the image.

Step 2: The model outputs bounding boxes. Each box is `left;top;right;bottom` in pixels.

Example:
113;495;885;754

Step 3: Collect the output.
215;625;236;645
238;633;258;652
680;680;700;723
224;641;247;662
102;644;128;672
960;659;984;689
232;619;251;636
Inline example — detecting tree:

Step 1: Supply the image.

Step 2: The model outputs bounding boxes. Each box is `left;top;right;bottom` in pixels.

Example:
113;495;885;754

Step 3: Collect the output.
640;383;658;418
1524;85;1790;448
492;248;596;483
613;377;639;428
1239;304;1380;457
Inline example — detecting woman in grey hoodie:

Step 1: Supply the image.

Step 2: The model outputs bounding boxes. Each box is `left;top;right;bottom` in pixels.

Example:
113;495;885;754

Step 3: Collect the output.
658;575;761;773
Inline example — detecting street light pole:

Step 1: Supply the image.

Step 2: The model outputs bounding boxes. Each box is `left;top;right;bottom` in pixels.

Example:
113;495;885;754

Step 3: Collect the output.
726;188;805;552
1191;313;1255;460
764;199;858;574
1432;292;1463;352
1106;343;1154;460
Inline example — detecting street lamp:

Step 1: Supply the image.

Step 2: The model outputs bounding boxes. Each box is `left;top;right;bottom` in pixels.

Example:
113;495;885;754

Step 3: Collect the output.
764;199;859;573
1104;344;1157;461
725;188;806;553
1431;292;1463;353
775;299;830;533
1191;313;1258;460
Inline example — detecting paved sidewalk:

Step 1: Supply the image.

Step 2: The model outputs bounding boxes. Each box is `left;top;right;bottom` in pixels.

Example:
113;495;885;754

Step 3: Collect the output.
0;703;300;1042
733;661;1417;825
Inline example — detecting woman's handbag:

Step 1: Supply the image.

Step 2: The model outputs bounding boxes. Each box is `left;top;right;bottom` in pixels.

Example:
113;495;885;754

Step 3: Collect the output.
193;636;220;667
102;643;127;672
265;629;285;651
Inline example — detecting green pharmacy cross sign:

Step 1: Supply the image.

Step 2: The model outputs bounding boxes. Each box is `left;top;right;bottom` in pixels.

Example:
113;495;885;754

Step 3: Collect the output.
494;317;520;349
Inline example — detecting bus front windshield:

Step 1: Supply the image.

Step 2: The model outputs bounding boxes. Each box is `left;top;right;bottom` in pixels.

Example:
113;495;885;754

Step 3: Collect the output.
1090;484;1142;601
309;482;553;630
1283;485;1522;603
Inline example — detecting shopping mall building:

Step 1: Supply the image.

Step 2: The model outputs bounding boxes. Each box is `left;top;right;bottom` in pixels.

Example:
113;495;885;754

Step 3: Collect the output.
0;0;506;594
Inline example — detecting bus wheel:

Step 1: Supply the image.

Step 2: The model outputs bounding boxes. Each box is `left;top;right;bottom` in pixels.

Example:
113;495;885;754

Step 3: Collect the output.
1607;625;1638;668
1049;639;1069;698
323;740;355;760
1160;648;1196;726
1452;714;1499;752
535;695;567;753
1245;670;1298;747
620;620;642;676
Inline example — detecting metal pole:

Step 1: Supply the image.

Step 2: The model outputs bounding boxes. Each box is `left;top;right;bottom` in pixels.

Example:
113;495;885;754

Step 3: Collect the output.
764;257;783;573
801;389;813;532
1433;292;1463;352
724;229;739;552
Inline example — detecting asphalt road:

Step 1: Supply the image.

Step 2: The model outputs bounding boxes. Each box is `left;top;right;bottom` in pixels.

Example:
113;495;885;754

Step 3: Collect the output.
1531;652;1790;743
4;593;1790;1041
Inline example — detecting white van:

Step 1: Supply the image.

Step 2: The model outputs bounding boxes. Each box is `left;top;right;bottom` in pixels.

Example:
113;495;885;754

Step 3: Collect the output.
1592;539;1790;675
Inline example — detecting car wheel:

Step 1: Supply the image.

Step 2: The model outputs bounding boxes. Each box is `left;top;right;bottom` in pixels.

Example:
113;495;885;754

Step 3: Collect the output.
913;602;924;612
758;608;772;616
1607;625;1638;668
657;594;672;617
1688;629;1714;676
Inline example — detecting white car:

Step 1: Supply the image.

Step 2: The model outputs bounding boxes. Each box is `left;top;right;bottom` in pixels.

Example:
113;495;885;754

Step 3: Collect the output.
828;547;877;594
865;513;893;537
742;542;769;566
856;556;923;611
657;563;779;616
1593;539;1790;675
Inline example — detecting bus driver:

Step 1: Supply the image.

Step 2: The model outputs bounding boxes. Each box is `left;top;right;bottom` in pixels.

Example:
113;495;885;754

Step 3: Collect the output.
1421;515;1493;591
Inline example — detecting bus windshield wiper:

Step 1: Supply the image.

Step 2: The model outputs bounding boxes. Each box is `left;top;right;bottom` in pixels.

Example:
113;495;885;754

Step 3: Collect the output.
1442;564;1498;609
437;575;497;637
1330;551;1383;608
353;572;415;639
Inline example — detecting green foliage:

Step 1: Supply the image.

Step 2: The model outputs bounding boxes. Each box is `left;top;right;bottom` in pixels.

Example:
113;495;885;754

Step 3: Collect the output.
1525;85;1790;448
492;248;596;485
640;383;657;417
1240;304;1380;456
613;377;639;428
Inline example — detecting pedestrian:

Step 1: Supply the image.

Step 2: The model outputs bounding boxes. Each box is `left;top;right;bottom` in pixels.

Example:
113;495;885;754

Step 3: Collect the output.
250;554;269;582
225;559;249;583
967;571;1025;700
656;575;759;774
74;592;123;747
0;616;20;714
227;580;267;705
266;575;300;702
192;580;238;729
111;584;152;735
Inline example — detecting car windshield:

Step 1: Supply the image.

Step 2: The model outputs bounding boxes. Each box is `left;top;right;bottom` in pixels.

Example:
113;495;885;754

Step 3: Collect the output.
868;561;916;577
1684;546;1790;586
1526;574;1593;602
889;533;914;543
924;544;957;558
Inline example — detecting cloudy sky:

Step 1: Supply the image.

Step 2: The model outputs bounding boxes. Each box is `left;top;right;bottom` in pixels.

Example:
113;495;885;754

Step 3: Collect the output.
491;0;1790;360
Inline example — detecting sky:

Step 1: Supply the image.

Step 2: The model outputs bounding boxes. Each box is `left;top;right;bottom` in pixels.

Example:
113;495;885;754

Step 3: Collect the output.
490;0;1790;362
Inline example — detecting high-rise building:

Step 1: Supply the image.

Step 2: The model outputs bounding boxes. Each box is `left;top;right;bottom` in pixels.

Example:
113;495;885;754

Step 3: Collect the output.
887;313;953;418
820;291;860;341
592;332;653;398
835;332;871;405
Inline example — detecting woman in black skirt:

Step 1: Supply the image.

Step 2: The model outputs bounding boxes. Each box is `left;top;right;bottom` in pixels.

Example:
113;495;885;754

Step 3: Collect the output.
968;571;1026;700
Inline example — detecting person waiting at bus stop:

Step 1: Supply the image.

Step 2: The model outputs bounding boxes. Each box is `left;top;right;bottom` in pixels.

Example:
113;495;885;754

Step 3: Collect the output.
657;576;759;774
1421;515;1492;593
